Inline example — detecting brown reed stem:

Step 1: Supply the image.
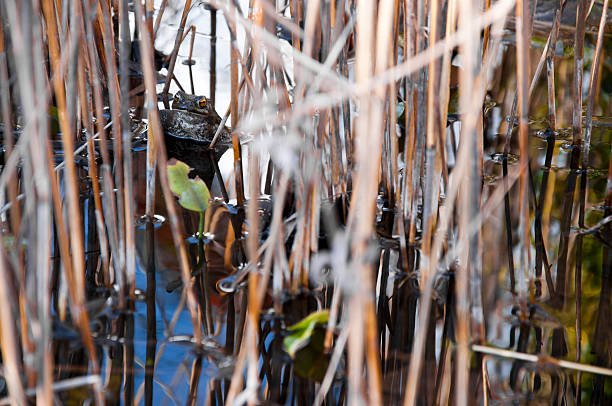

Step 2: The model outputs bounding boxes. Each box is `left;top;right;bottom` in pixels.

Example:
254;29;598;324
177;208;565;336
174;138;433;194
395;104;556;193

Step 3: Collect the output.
134;0;203;342
40;0;101;375
161;0;192;107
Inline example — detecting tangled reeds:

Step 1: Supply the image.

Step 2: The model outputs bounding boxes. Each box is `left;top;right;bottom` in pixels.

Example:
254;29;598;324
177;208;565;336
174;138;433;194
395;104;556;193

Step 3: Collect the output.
0;0;610;404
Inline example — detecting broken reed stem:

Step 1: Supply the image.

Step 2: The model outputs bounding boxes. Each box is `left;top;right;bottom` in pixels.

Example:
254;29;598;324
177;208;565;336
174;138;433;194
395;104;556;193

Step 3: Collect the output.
472;344;612;377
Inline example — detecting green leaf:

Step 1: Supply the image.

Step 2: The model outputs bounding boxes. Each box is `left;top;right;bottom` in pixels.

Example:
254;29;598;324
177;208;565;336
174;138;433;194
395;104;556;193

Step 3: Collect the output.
292;327;329;381
283;310;329;358
166;159;211;213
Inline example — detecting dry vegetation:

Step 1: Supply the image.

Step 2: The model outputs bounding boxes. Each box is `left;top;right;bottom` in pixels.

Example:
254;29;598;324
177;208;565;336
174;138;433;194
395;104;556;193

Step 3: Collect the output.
0;0;610;405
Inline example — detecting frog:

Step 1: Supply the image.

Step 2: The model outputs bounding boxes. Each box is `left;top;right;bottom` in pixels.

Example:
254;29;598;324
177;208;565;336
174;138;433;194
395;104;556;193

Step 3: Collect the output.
159;90;232;188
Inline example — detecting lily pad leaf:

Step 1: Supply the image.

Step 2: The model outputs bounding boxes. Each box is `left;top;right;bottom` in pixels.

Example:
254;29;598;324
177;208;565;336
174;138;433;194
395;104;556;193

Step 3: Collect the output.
167;159;211;213
283;310;329;358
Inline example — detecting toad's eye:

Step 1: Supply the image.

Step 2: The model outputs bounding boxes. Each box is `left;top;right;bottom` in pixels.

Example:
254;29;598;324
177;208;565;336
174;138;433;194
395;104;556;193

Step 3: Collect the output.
198;98;207;108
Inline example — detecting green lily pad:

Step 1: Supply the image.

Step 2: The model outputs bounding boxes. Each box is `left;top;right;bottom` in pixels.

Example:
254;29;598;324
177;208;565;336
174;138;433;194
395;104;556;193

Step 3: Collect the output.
292;327;329;381
283;310;331;382
283;310;329;358
167;159;211;213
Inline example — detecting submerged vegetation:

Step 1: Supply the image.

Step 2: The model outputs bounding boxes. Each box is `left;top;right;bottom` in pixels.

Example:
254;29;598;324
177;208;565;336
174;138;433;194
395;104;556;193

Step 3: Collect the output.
0;0;611;404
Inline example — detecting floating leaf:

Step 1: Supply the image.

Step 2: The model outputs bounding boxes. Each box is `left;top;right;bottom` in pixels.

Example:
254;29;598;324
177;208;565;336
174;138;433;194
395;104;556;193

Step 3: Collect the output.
292;327;329;381
167;159;211;213
283;310;329;358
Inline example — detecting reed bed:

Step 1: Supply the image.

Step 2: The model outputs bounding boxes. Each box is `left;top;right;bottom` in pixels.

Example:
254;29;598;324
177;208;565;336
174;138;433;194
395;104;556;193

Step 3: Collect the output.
0;0;610;405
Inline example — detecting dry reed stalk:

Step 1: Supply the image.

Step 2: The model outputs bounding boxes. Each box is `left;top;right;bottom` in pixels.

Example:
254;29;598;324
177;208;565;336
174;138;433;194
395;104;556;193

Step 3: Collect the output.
186;26;197;94
455;0;481;403
98;0;128;296
239;0;516;137
401;102;492;405
227;2;244;205
545;1;566;130
42;0;88;312
388;2;401;206
345;0;377;403
472;344;612;376
343;0;399;402
134;0;203;342
223;326;249;404
75;1;111;282
83;2;113;169
153;0;169;38
78;59;111;278
241;1;269;402
143;0;158;219
0;24;21;238
582;0;608;188
403;73;522;406
514;0;531;310
295;0;320;101
161;0;192;107
470;11;510;353
118;0;137;294
0;7;33;403
254;175;289;314
145;118;157;217
421;0;442;283
7;0;102;400
554;0;587;313
38;0;101;378
498;0;531;297
577;0;608;363
0;240;27;406
437;0;457;170
0;22;32;385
